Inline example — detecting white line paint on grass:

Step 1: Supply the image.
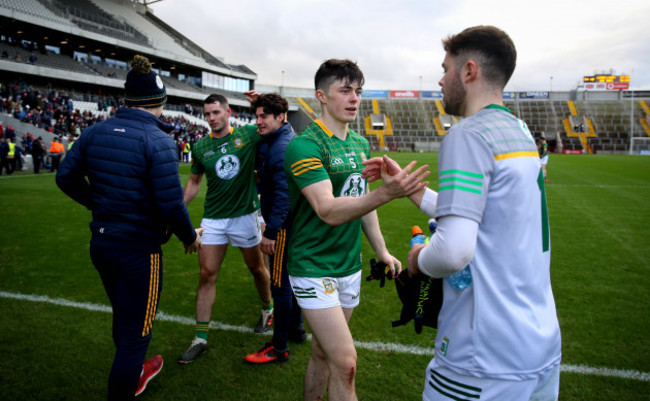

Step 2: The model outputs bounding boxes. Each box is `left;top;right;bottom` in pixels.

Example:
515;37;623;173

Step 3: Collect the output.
2;290;649;382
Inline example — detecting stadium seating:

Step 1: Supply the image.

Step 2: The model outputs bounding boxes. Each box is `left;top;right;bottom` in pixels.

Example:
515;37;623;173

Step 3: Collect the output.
0;0;72;27
0;42;99;76
2;1;647;156
47;0;150;47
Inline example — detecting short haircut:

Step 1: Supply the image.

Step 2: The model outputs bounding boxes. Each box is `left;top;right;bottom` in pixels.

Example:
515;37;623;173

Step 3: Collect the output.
442;25;517;88
251;93;288;117
204;93;229;109
314;59;365;92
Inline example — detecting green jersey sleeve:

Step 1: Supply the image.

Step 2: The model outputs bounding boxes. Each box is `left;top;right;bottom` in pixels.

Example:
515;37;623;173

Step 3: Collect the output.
284;136;329;189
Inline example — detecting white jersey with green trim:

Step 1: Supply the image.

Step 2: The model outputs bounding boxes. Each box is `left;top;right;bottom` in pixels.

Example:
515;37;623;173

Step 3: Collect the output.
432;105;561;380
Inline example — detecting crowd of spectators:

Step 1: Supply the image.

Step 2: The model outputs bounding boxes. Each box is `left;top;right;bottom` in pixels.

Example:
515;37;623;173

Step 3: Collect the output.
0;81;116;137
0;81;240;171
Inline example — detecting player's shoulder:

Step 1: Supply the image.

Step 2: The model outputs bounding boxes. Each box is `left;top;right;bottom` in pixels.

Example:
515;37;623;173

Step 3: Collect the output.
294;123;325;145
347;128;368;144
193;135;210;150
299;121;322;137
233;124;259;137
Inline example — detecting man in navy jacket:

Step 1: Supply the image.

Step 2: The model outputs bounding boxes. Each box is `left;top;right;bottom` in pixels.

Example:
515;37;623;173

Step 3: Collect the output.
244;93;305;364
56;55;202;400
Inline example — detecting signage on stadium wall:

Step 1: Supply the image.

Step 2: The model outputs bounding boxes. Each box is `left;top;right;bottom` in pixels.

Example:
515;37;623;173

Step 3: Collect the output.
584;82;630;91
519;92;549;99
563;149;584;154
390;90;419;98
503;92;516;99
362;90;388;98
421;91;443;98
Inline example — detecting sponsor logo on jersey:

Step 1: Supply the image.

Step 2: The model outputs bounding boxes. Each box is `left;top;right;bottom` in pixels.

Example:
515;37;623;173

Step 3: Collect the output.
215;154;240;180
113;128;125;132
332;157;344;166
234;138;244;148
340;173;365;197
203;151;215;157
360;152;367;162
322;279;335;295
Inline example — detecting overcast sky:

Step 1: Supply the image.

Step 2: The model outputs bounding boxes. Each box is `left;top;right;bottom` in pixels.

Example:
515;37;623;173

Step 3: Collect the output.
150;0;650;92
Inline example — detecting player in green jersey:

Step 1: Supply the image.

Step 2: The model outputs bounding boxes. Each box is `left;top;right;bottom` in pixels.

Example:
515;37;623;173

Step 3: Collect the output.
538;137;549;181
284;59;429;400
178;94;273;364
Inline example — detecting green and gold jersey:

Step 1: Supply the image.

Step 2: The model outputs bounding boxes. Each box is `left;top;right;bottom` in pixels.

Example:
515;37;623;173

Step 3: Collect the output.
191;125;261;219
539;142;549;158
284;119;370;278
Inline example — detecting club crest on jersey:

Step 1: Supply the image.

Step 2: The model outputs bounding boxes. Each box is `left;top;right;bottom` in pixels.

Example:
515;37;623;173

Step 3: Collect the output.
216;154;240;180
440;336;449;356
340;173;365;198
322;279;335;295
234;138;244;148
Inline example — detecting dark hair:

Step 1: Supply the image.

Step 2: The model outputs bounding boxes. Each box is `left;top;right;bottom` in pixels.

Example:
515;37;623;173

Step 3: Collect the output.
442;25;516;88
203;93;229;109
314;59;365;91
251;93;288;117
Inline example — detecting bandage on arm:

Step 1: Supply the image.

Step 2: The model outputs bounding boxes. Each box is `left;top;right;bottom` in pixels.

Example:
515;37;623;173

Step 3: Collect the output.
417;215;478;278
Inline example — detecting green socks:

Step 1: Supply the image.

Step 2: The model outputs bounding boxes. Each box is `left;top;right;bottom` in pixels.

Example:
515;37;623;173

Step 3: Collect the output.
195;321;209;341
262;299;273;311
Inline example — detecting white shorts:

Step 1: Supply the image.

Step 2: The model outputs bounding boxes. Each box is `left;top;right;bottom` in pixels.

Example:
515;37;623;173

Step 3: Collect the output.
541;155;549;165
200;212;261;248
422;361;560;401
289;270;362;310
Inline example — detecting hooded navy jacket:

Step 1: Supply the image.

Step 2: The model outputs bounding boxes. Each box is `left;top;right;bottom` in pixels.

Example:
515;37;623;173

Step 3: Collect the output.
56;107;196;249
255;122;295;240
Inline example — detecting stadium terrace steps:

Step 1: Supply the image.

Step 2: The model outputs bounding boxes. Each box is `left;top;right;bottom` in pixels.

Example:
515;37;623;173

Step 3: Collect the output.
83;61;128;81
0;42;96;77
92;0;197;61
1;0;73;27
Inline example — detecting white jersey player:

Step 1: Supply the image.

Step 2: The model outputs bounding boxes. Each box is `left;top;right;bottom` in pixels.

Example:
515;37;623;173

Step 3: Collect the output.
363;26;561;401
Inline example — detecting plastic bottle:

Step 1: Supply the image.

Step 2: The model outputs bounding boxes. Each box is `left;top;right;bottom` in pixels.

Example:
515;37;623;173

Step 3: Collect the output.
428;218;473;291
410;225;429;248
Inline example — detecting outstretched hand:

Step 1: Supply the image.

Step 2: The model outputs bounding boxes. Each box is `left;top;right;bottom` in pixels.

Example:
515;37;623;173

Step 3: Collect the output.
379;157;430;199
362;155;402;183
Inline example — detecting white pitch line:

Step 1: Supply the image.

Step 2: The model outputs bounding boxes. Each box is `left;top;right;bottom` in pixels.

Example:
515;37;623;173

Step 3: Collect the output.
2;290;649;382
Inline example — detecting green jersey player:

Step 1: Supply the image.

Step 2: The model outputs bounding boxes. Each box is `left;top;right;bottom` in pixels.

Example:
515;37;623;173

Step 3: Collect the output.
284;59;429;401
178;94;272;364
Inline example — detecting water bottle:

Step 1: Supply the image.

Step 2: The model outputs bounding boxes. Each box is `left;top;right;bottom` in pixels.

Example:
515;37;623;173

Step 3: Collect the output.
410;225;429;248
428;218;473;291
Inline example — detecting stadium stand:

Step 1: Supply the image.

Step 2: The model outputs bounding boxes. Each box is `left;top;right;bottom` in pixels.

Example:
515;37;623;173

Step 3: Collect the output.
46;0;150;47
0;0;73;28
1;0;648;158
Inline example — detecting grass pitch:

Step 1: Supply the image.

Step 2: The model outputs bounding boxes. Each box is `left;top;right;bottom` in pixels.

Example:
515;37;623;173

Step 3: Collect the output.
0;153;649;400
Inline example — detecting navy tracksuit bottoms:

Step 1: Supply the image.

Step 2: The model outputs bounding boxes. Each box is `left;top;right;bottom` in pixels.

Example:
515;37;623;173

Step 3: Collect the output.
90;243;162;401
269;229;303;351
